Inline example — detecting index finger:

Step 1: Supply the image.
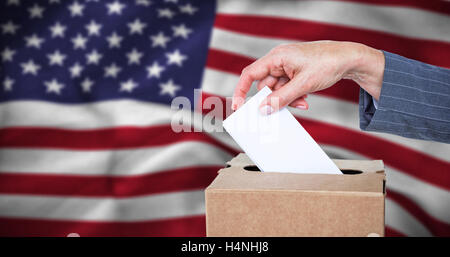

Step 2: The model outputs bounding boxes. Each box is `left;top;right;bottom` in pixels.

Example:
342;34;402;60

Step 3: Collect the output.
232;56;271;110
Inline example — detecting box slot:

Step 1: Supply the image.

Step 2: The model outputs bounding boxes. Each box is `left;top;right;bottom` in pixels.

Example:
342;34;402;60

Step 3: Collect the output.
243;165;363;175
243;165;261;172
340;169;363;175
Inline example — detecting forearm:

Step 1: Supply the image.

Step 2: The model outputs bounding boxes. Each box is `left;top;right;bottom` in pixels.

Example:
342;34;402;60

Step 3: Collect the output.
342;42;385;101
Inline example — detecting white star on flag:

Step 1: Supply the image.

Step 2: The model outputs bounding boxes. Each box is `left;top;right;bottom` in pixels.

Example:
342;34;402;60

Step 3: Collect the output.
120;79;138;92
179;3;197;15
166;49;187;66
21;60;41;75
28;4;45;19
106;31;123;48
104;63;122;78
69;62;84;78
159;79;180;97
47;50;67;66
44;79;64;94
3;77;14;91
150;32;170;48
7;0;20;6
158;8;175;19
68;1;85;17
71;34;88;49
25;34;45;49
2;21;20;35
126;48;143;65
128;18;147;35
106;0;126;15
172;24;192;39
1;47;16;62
146;61;165;78
86;49;103;65
85;20;102;36
80;77;94;92
136;0;151;7
49;22;67;38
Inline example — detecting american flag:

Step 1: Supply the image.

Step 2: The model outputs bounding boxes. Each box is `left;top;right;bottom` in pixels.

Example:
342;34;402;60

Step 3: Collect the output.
0;0;449;237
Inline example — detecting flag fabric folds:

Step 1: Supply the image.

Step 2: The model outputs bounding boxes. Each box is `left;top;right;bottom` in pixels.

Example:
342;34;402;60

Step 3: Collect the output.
0;0;449;237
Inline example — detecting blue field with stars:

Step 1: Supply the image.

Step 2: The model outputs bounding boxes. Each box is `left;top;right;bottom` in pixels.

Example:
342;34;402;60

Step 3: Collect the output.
0;0;216;105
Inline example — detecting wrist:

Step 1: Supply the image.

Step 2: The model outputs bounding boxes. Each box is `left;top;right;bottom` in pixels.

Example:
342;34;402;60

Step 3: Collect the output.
343;42;385;101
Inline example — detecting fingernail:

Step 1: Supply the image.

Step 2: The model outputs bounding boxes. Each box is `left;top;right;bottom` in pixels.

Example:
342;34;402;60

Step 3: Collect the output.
232;99;240;111
295;104;307;110
259;105;274;115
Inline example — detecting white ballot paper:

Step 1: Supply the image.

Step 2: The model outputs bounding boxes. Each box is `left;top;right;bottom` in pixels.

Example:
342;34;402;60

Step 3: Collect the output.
223;86;341;174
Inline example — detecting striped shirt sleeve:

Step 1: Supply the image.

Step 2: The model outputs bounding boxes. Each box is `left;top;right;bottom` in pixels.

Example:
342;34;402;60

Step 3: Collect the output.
359;51;450;143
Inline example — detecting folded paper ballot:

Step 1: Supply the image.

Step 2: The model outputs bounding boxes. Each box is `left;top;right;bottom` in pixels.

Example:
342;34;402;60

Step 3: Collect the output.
223;86;341;174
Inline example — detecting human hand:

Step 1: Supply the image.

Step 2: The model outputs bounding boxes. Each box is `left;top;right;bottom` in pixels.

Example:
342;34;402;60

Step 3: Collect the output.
231;41;385;115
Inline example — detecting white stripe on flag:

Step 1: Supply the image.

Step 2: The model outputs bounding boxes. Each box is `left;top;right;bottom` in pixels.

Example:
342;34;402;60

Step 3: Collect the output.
0;142;232;176
210;28;297;59
0;100;179;129
386;199;432;236
0;190;205;222
217;0;450;42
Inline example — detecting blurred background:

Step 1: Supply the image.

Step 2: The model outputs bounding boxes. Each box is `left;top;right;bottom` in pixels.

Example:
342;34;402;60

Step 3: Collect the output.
0;0;449;236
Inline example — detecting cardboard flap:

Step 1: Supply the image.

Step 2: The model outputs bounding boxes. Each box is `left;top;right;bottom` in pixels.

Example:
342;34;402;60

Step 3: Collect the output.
333;159;384;174
225;153;384;174
212;153;386;194
225;153;252;168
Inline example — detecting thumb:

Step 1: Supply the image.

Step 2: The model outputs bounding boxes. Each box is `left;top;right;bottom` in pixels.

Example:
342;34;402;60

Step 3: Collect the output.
259;78;310;115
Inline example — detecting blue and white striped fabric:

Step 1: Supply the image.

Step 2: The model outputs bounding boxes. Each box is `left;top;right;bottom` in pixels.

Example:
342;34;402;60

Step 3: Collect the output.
360;51;450;143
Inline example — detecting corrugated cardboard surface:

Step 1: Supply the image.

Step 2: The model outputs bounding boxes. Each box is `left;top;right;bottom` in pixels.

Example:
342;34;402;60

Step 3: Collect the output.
205;153;385;237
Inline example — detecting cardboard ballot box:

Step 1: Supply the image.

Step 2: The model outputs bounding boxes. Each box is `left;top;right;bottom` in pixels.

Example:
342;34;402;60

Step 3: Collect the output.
205;154;386;237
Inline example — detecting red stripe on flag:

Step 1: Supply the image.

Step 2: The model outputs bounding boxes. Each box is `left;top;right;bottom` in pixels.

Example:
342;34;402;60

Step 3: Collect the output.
0;216;206;237
206;48;360;103
0;125;239;155
199;92;450;190
387;189;450;236
0;166;220;197
332;0;450;15
385;227;406;237
214;14;450;68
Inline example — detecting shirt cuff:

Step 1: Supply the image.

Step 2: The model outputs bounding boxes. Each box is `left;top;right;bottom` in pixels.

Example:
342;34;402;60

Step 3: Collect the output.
359;88;378;130
373;98;379;109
